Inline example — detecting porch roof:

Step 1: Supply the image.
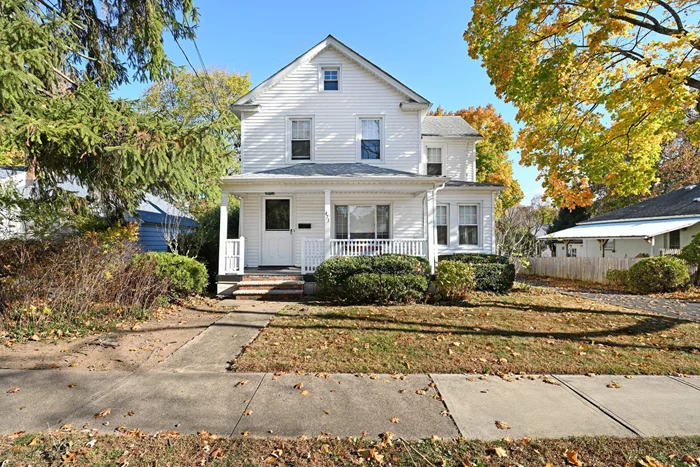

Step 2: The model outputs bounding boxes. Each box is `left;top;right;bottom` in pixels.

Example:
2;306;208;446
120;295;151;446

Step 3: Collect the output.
538;217;700;240
222;163;448;190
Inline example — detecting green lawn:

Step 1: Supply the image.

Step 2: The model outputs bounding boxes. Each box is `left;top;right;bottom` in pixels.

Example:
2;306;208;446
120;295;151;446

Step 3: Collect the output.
235;286;700;375
2;432;699;466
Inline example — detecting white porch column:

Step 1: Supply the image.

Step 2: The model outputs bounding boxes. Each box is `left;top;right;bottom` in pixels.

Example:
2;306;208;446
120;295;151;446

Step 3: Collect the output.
324;189;332;260
218;192;229;276
650;236;656;256
426;188;436;274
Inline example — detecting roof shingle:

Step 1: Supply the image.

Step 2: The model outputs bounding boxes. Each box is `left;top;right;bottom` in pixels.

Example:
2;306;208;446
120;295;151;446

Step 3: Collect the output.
583;183;700;223
242;163;434;178
422;116;481;137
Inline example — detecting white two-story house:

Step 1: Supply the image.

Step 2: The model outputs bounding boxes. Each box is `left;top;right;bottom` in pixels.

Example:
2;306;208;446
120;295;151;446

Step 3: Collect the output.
217;35;503;296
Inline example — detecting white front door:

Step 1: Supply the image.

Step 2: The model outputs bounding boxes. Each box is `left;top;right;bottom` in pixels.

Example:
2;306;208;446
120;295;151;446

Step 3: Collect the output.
261;198;293;265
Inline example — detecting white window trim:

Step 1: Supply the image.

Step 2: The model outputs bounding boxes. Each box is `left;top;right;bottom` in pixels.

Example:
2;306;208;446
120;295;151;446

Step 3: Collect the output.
285;116;315;163
332;203;393;239
436;203;449;246
425;143;446;176
457;203;481;247
356;115;385;163
317;63;343;92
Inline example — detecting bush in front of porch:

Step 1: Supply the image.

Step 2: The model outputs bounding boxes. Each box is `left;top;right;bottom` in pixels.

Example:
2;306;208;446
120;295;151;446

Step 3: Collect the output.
438;254;515;293
315;254;430;304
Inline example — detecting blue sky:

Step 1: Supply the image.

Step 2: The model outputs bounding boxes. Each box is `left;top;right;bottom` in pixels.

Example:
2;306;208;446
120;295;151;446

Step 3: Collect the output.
115;0;543;202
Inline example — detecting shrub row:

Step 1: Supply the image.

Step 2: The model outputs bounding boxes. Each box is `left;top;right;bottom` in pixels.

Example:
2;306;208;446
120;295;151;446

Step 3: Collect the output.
315;254;430;303
345;273;428;305
606;256;689;293
438;254;515;293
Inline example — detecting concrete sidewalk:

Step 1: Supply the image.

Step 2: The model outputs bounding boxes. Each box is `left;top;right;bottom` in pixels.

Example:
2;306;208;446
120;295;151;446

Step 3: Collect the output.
2;370;699;440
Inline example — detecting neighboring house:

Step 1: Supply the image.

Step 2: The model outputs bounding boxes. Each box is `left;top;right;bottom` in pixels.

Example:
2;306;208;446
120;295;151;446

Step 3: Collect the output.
217;35;503;295
0;166;196;252
539;184;700;258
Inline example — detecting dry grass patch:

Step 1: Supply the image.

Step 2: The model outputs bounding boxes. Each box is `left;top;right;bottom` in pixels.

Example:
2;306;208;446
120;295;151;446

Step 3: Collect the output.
2;432;699;466
235;288;700;375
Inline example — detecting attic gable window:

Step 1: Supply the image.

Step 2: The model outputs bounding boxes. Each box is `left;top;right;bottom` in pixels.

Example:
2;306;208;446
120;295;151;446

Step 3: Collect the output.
322;67;339;91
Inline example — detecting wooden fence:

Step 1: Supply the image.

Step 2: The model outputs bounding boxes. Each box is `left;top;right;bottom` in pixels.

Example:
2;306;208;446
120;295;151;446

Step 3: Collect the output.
522;257;642;283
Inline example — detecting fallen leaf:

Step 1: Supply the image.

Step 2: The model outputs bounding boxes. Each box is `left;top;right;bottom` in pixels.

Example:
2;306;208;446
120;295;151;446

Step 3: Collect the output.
495;420;511;430
94;408;111;418
300;390;309;396
491;446;508;458
294;383;304;389
243;410;253;416
391;417;400;423
357;448;384;464
637;456;665;467
606;381;621;389
6;387;20;394
565;449;583;466
235;380;249;387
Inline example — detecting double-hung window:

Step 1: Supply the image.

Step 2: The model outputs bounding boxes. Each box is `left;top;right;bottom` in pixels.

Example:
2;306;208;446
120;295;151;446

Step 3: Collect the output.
436;205;448;245
458;205;479;245
669;230;681;249
335;205;390;239
360;119;382;160
290;119;311;160
322;67;339;91
427;147;443;176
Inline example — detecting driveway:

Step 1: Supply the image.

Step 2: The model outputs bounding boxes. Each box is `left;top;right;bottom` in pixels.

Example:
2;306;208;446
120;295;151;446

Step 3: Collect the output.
521;277;700;322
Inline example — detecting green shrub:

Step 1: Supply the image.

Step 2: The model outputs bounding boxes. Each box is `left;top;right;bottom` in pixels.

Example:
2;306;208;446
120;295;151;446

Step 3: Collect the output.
345;273;428;305
626;256;690;293
605;269;629;287
679;234;700;285
435;260;475;302
135;252;208;295
438;254;508;264
315;254;429;300
438;254;515;292
314;256;373;300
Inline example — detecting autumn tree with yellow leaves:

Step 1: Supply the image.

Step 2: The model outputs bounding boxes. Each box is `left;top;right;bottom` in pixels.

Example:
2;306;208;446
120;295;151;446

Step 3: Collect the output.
466;0;700;208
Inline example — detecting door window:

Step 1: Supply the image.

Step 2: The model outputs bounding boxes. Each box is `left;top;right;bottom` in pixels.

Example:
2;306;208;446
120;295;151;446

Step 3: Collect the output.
265;199;290;231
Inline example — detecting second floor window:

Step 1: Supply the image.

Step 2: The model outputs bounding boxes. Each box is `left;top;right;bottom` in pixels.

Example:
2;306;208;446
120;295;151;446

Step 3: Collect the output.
436;205;448;245
291;119;311;160
361;119;381;160
427;147;443;175
323;67;339;91
459;205;479;245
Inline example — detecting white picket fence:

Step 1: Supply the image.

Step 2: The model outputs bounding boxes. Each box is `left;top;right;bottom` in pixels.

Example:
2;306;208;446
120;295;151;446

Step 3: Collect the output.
522;257;643;283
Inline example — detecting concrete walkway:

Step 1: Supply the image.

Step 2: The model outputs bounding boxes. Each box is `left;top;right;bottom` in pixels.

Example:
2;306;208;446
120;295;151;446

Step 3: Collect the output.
156;301;285;373
2;370;699;440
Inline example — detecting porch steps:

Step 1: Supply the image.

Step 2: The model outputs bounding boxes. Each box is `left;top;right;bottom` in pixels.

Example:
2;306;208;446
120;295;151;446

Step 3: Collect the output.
232;274;305;300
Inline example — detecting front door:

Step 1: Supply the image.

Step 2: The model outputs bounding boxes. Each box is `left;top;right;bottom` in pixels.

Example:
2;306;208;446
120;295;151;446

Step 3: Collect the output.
261;198;293;265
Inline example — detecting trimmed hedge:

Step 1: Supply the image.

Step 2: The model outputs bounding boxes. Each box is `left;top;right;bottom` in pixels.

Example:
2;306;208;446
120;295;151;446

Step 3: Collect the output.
315;254;430;302
438;254;515;293
605;269;629;287
626;256;689;293
345;273;428;305
435;260;475;302
134;252;208;295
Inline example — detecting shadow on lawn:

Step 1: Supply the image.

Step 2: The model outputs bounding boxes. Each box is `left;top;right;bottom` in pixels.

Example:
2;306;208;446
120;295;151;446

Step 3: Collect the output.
270;306;700;354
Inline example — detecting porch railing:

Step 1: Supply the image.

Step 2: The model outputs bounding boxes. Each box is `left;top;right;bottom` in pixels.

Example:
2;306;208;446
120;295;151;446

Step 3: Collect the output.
223;237;245;274
302;238;427;274
660;248;682;256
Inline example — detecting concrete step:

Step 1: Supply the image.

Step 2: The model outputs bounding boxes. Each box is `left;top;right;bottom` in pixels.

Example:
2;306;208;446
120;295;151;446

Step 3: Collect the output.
242;275;302;282
238;280;305;287
232;289;304;301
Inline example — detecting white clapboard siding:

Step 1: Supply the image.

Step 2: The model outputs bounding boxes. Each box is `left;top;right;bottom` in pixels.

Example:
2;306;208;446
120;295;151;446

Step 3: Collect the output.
241;48;421;173
422;138;476;182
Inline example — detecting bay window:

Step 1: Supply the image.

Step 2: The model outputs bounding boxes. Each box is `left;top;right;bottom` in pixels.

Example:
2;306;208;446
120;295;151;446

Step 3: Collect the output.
459;205;479;245
335;205;390;239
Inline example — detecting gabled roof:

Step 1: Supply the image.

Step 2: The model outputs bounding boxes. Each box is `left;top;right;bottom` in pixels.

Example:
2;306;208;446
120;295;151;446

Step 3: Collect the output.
236;163;437;178
582;183;700;224
233;35;430;106
422;116;481;138
539;218;700;240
